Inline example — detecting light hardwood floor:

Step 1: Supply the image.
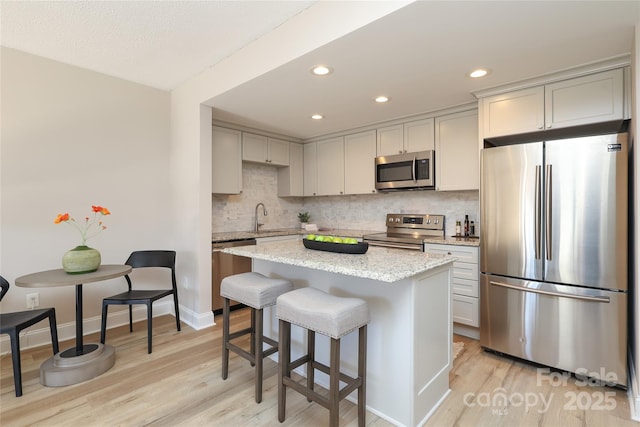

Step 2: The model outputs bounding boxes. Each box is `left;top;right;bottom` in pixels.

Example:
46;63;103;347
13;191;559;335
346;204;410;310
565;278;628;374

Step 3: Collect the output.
1;309;636;426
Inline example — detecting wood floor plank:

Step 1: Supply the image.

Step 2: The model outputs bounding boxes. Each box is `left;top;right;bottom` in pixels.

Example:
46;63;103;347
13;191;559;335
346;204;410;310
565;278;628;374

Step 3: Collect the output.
1;310;635;426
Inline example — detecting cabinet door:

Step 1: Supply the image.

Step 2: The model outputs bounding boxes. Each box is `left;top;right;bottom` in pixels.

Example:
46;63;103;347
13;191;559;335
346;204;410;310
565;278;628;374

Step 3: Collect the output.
316;137;344;196
404;118;434;152
482;86;544;138
242;132;268;163
268;137;290;166
435;110;479;191
212;126;242;194
278;142;303;197
376;124;404;156
545;68;623;129
303;142;317;196
344;130;377;195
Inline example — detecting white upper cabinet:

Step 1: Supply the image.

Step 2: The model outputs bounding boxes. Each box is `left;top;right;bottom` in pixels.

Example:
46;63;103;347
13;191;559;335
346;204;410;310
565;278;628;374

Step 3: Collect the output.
303;142;317;196
212;126;242;194
481;87;544;138
481;68;624;138
377;119;434;156
435;110;479;191
404;118;435;153
544;69;624;129
376;124;404;156
344;130;377;195
278;142;303;197
242;132;289;166
316;136;345;196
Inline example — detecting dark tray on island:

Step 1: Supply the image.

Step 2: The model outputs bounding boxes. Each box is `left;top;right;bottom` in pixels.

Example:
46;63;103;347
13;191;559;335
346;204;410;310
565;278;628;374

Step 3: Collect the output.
302;238;369;254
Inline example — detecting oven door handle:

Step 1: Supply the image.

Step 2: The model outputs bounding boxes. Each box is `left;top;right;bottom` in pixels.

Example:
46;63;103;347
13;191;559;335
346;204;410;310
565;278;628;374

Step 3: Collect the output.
365;240;423;251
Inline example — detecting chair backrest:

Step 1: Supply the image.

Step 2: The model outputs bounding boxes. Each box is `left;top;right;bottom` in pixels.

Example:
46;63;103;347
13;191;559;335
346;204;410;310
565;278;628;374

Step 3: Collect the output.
0;275;9;301
125;250;176;270
124;251;177;291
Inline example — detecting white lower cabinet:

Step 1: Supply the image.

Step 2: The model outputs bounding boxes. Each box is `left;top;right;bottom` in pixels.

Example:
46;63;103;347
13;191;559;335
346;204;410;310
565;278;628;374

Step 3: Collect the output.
424;243;479;328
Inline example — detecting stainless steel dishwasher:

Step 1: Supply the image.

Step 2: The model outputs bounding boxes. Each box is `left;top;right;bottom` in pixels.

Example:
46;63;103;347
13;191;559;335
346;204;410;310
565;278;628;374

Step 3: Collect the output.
212;239;256;314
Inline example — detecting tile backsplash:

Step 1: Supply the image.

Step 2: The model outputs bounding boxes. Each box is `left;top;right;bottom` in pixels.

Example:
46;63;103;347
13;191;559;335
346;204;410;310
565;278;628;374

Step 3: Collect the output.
212;163;479;237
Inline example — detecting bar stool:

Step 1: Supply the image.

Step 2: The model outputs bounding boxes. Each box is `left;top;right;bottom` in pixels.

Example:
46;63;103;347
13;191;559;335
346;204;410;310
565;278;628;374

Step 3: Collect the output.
276;287;369;427
220;272;293;403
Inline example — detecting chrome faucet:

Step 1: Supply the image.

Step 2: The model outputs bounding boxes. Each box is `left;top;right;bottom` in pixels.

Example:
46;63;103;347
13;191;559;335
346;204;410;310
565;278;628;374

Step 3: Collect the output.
254;203;267;232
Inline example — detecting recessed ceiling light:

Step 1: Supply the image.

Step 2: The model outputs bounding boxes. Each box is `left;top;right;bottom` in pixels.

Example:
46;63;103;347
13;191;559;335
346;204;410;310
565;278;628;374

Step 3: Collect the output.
375;96;390;103
311;114;324;120
311;65;333;76
469;68;489;78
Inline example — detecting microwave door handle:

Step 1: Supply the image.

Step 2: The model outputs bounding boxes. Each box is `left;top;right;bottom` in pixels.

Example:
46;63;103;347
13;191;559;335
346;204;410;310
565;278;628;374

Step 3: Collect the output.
412;156;417;182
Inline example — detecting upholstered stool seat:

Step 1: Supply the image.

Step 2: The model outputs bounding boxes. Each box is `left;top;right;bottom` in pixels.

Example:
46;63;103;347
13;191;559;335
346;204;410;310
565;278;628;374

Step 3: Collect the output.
276;287;369;427
221;272;293;403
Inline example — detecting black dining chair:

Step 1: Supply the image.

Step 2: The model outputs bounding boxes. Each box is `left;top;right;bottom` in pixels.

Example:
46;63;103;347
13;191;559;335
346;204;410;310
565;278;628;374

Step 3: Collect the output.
0;275;59;397
100;250;181;354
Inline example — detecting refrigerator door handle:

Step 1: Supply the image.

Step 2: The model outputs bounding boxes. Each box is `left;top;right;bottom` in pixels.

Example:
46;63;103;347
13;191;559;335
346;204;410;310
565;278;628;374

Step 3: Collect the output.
489;280;610;303
545;164;552;260
535;165;541;260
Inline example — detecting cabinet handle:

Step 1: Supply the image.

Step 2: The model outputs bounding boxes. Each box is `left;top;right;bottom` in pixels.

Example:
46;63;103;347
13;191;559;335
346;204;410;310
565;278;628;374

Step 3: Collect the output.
398;150;403;154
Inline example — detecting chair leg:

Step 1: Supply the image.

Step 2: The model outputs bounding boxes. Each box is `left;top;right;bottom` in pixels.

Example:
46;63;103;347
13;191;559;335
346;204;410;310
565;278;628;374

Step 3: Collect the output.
358;325;367;427
129;304;133;333
329;337;340;427
250;308;256;367
221;297;230;380
100;303;108;344
278;319;291;423
255;308;264;403
173;292;181;331
146;303;153;354
9;331;23;397
307;329;315;402
49;311;60;354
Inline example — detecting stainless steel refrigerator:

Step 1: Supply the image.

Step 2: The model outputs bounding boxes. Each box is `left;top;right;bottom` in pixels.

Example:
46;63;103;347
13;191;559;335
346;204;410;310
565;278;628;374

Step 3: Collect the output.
480;130;628;387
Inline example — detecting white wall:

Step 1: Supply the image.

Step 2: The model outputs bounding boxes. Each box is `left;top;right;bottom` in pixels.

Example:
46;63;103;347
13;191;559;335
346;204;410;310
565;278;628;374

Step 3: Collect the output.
0;47;171;341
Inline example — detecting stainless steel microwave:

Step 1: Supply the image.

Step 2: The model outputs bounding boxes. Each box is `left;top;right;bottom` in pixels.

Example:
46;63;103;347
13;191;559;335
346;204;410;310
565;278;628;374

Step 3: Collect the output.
375;150;435;191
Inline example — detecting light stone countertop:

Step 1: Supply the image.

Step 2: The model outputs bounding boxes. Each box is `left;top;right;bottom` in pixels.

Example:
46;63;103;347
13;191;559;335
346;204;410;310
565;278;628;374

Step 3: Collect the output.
223;239;455;283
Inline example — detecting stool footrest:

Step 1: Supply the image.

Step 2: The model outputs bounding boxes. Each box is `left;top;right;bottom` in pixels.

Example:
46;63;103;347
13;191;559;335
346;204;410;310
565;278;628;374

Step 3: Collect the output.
289;354;311;371
226;342;254;363
228;327;252;341
310;360;360;388
283;376;331;410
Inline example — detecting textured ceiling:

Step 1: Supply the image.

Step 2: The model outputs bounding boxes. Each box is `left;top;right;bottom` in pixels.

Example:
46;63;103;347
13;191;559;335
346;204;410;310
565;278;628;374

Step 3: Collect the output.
1;1;638;140
0;1;315;90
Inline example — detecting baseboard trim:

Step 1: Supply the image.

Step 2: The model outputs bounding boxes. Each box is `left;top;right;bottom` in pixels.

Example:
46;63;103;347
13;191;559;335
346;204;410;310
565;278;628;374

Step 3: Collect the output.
0;302;214;355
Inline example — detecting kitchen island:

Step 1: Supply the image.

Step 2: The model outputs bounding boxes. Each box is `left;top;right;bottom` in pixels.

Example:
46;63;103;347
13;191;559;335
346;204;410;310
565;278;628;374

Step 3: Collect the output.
223;240;455;427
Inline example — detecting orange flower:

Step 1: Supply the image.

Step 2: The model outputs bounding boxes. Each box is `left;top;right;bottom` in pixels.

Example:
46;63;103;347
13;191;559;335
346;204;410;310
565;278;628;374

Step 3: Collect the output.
54;213;70;224
55;206;110;245
92;205;111;215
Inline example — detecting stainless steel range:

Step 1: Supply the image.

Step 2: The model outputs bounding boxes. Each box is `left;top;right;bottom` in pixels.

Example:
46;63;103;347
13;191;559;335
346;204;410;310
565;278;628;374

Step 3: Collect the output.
363;213;445;251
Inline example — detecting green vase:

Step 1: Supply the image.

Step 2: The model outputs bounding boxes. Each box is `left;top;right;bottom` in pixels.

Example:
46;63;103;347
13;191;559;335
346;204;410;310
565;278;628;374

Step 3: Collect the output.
62;245;101;274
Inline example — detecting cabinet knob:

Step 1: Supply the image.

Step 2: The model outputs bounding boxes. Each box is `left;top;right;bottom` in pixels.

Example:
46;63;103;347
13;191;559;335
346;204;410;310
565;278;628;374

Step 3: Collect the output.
399;150;403;154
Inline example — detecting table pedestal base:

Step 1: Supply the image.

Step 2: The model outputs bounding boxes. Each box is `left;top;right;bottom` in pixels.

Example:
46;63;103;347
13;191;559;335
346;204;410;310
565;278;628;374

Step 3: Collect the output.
40;343;115;387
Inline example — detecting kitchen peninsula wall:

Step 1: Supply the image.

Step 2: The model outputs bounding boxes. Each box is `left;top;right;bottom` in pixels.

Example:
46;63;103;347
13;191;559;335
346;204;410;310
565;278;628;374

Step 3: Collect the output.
212;162;479;236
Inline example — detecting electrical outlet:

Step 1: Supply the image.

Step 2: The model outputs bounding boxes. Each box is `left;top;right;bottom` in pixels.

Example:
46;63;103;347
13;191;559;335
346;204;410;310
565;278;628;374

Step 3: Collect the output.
26;293;39;309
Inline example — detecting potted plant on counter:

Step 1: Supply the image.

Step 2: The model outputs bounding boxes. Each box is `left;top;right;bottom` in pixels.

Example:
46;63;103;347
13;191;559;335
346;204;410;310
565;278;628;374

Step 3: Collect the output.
297;211;310;229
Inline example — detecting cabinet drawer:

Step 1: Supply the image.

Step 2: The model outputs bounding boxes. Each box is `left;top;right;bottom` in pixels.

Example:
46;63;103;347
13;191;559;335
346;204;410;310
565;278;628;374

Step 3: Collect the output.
453;261;478;281
425;244;478;263
452;277;478;297
452;294;479;327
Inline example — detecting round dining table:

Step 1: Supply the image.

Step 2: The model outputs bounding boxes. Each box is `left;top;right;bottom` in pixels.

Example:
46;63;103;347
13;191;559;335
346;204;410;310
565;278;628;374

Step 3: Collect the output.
16;264;132;387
